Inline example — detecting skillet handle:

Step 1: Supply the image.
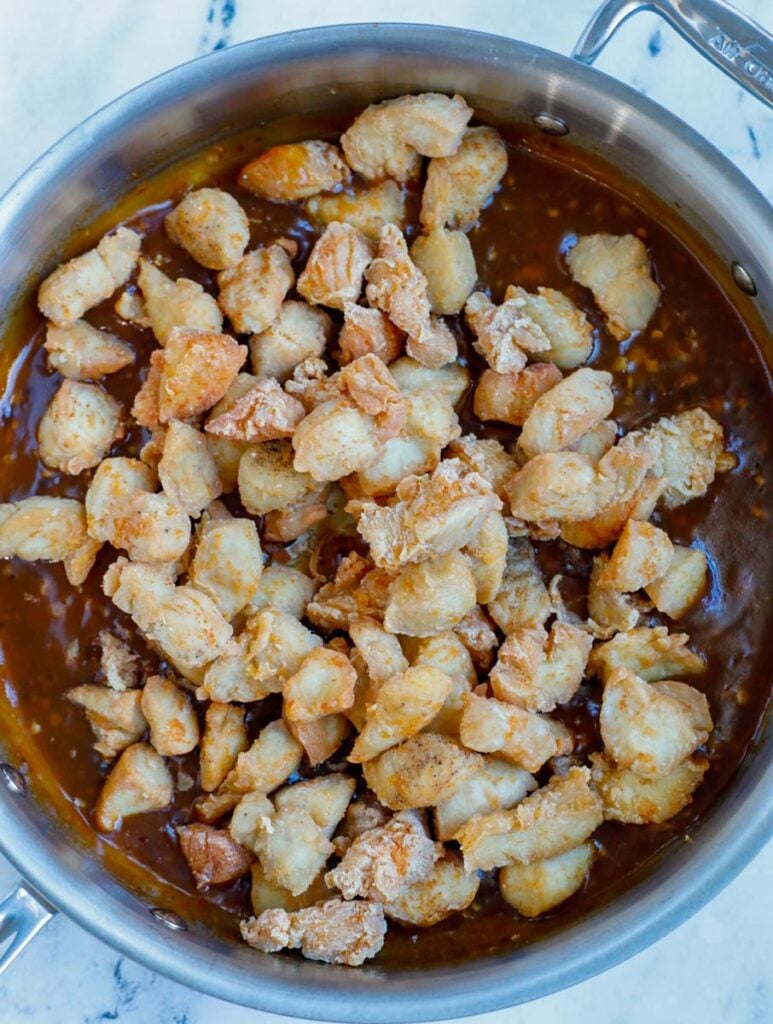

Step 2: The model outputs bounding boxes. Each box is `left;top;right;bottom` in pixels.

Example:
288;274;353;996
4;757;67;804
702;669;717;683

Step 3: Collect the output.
572;0;773;108
0;880;56;974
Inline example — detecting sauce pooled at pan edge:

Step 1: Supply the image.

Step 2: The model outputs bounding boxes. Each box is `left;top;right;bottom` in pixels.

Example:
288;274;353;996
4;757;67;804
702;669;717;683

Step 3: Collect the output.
0;108;771;968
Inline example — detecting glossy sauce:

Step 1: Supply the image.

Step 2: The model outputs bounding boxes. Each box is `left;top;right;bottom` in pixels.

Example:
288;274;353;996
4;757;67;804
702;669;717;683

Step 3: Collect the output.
0;116;771;968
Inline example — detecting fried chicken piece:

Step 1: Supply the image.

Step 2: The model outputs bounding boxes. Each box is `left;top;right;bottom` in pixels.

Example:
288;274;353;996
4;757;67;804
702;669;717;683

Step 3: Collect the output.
99;631;141;691
421;126;508;231
287;714;351;767
165;188;250;270
517;367;614;461
456;766;603;871
645;544;708;619
214;719;303;798
473;364;563;426
446;436;516;502
566;233;660;340
110;491;191;564
0;496;101;586
156;327;247;423
454;605;500;673
239;141;349;201
487;538;551;634
463;509;508;603
597;519;674;592
38;227;142;326
251;564;317;618
178;824;253;889
499;843;593;918
459;692;572;773
434;757;536;840
158;420;222;517
189;515;263;619
94;742;173;832
38;380;124;474
250;300;332;382
306;553;393;630
284;647;357;723
217;241;296;334
618;407;724;509
141;675;199;757
384;551;477;637
362;734;482;811
410;228;477;315
307;180;406;241
238;439;317;516
503;285;594;370
297;222;373;311
292;396;383;482
588;625;706;683
590;751;709;824
85;457;156;543
199;703;248;792
587;553;641;637
253;806;334;896
240;898;386;966
356;459;502;571
490;623;592;712
465;290;551;373
338;302;404;365
205;378;305;443
44;320;134;379
325;810;439;902
341;92;472;182
349;616;408;685
385;852;479;927
337;353;406;441
67;685;146;759
388;355;470;406
138;259;222;345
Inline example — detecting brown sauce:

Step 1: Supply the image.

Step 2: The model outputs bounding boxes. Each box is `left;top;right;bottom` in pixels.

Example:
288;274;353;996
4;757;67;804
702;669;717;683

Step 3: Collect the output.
0;115;771;969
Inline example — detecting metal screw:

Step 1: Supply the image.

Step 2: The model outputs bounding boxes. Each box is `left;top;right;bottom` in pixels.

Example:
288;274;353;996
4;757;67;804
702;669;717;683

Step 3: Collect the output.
731;261;757;296
532;113;569;136
150;907;187;932
0;763;26;796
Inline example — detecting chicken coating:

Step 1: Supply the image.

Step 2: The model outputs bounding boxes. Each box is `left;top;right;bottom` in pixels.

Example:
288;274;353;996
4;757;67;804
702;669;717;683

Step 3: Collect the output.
487;539;551;634
205;378;305;443
306;553;393;631
284;647;357;723
462;509;508;604
587;553;641;637
362;733;482;811
465;291;551;373
85;456;156;544
618;407;724;509
38;380;125;474
490;624;592;713
651;679;713;739
566;233;660;340
411;631;476;736
325;810;439;902
287;714;351;767
215;719;303;798
645;544;708;619
140;674;199;756
239;141;349;202
158;420;222;517
110;491;191;564
240;898;386;966
178;823;252;891
99;631;141;691
156;327;247;423
571;418;618;463
189;516;263;619
341;92;472;182
94;742;174;832
251;564;317;618
38;227;142;326
599;668;706;778
517;368;614;461
217;241;296;334
292;396;383;483
44;320;134;380
503;285;594;371
307;180;406;241
229;791;276;851
104;558;232;673
275;776;356;840
434;757;536;841
262;487;329;543
388;356;470;406
338;353;406;441
254;806;334;896
349;616;408;686
165;188;250;270
114;288;150;328
250;300;332;382
349;665;454;762
357;459;502;571
238;440;316;516
385;851;479;927
597;519;674;592
199;703;248;792
446;436;516;502
338;303;404;366
0;496;101;586
455;766;603;871
454;605;500;673
410;228;477;315
499;843;593;918
248;861;336;916
459;692;573;773
588;625;706;683
384;551;477;637
590;751;708;824
67;685;146;759
473;364;563;426
420;126;507;231
138;259;223;345
297;222;373;311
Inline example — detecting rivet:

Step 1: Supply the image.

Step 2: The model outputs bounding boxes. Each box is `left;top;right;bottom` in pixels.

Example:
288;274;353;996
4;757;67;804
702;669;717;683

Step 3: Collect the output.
150;907;188;932
731;261;757;296
0;763;26;796
532;113;569;136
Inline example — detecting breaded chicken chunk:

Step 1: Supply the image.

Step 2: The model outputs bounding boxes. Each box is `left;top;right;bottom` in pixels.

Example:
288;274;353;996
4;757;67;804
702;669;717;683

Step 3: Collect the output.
297;222;373;310
137;259;222;345
490;623;592;712
205;378;305;443
158;420;222;517
588;625;706;683
459;692;573;772
217;241;296;334
384;551;477;637
67;685;146;759
0;496;101;586
38;380;124;474
189;515;263;619
250;300;332;382
487;538;551;634
434;757;536;841
517;368;614;461
597;519;674;592
473;364;563;426
338;302;404;366
239;141;349;202
410;228;477;315
503;285;594;371
645;544;708;619
199;703;248;793
499;842;593;918
341;92;472;182
421;126;508;231
307;180;406;241
362;734;482;810
165;188;250;270
590;751;708;824
44;320;134;380
94;742;173;832
465;290;551;373
385;852;479;927
141;674;199;756
156;327;247;423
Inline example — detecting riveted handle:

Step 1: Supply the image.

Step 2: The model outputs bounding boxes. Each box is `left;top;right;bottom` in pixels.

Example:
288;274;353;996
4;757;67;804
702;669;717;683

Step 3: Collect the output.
0;881;56;974
572;0;773;108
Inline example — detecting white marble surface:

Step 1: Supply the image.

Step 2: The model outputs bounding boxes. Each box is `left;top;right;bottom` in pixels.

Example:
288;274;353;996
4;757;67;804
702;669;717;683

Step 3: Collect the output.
0;1;771;1022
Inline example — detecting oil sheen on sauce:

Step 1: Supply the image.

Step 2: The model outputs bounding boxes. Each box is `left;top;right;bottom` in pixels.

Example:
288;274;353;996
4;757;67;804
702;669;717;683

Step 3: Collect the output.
0;117;770;968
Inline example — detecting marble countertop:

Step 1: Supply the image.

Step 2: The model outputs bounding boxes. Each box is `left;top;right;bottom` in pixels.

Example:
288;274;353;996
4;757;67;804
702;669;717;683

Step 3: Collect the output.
0;1;770;1022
